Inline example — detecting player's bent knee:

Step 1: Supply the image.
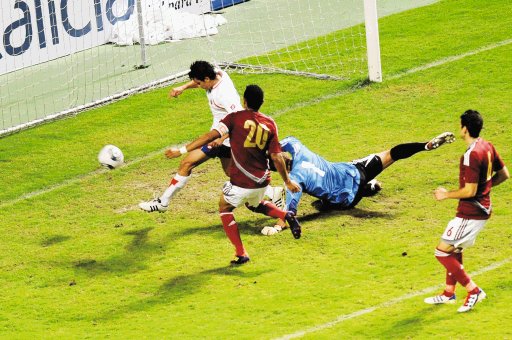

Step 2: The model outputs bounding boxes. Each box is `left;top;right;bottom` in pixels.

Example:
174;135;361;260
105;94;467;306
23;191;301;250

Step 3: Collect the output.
179;159;197;172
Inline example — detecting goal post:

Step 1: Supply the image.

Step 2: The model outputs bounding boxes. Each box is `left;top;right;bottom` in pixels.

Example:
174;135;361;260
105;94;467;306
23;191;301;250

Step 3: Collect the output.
0;0;386;137
364;0;383;83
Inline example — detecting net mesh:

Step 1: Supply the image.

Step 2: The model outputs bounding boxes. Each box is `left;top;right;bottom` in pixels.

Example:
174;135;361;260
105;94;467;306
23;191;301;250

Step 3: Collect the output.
0;0;369;135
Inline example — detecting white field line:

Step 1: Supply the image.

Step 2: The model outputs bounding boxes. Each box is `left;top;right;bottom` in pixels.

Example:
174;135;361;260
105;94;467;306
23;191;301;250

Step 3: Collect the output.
2;38;512;208
272;38;512;118
275;257;512;340
0;145;182;208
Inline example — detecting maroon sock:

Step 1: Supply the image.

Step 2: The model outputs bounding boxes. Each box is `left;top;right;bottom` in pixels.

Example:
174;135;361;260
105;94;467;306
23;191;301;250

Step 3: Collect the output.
469;287;480;294
220;212;246;257
252;200;287;220
442;290;455;297
435;248;471;287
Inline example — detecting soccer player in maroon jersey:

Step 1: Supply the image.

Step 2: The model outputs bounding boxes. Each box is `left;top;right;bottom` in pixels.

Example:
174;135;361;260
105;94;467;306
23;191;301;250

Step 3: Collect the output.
166;84;302;265
138;61;284;212
424;110;509;312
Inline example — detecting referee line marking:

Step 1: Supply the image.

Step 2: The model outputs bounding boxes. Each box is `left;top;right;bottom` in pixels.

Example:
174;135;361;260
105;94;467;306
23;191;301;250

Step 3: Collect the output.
275;257;512;340
2;38;512;207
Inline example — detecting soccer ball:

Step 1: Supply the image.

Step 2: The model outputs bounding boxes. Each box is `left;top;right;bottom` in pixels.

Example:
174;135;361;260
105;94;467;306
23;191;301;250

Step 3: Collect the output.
98;145;124;169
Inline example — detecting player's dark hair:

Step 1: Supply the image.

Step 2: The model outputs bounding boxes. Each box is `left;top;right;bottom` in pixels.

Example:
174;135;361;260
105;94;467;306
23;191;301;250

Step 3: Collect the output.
460;109;483;138
244;85;264;111
188;60;216;81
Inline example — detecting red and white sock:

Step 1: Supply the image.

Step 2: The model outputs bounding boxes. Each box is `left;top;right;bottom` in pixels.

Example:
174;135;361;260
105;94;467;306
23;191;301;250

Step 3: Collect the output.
435;248;471;287
160;174;190;205
220;212;246;257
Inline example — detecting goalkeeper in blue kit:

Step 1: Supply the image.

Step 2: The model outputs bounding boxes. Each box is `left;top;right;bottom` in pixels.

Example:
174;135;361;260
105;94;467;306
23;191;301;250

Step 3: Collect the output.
262;133;456;235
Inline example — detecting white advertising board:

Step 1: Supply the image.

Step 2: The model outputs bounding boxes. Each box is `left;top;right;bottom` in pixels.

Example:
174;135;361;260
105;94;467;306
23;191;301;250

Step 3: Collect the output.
0;0;211;75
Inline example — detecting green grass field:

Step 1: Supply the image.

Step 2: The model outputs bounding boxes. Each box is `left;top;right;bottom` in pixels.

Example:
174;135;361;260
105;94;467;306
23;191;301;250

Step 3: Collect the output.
1;0;511;338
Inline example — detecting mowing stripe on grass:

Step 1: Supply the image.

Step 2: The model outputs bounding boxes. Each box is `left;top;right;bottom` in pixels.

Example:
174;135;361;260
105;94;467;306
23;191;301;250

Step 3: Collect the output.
2;38;511;208
275;257;511;340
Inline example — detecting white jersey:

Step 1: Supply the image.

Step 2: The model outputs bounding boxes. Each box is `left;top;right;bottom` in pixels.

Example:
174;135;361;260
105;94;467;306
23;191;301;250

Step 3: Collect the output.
206;70;243;146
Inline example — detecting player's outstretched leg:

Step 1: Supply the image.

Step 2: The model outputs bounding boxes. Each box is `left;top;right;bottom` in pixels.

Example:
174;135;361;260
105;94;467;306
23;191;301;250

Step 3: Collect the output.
139;148;209;212
426;132;456;150
247;201;301;239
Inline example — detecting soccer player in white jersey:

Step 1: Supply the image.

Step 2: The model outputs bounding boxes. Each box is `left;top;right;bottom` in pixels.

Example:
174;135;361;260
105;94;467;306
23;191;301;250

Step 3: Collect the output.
424;110;509;312
139;61;283;212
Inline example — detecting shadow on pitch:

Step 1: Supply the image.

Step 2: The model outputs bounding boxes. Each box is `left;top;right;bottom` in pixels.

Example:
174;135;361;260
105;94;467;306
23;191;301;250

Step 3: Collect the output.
375;305;441;338
41;234;72;247
298;200;395;224
74;227;160;275
174;202;395;239
96;265;271;321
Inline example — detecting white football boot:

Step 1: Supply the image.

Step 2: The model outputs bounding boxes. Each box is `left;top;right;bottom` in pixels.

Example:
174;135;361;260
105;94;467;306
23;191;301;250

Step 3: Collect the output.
138;198;168;212
424;293;456;305
457;289;486;313
426;132;456;150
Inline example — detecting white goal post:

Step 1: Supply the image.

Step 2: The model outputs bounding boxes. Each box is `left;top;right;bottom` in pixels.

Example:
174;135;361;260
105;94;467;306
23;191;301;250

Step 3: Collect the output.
0;0;386;137
364;0;382;83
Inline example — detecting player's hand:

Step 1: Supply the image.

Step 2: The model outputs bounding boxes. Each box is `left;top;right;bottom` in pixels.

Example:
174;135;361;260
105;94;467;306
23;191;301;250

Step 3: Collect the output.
165;148;181;159
169;86;184;98
434;187;448;201
207;138;222;149
285;179;301;193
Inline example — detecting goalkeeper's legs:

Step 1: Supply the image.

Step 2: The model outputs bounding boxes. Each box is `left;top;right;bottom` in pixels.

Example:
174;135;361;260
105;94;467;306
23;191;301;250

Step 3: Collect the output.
378;131;455;170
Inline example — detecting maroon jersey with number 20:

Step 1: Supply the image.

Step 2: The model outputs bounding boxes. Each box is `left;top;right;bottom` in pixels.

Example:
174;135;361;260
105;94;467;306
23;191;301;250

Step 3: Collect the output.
215;110;282;189
457;137;505;220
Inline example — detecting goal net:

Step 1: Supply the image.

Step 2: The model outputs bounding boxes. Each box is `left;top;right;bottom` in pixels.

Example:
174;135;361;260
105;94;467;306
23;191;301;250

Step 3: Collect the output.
0;0;382;136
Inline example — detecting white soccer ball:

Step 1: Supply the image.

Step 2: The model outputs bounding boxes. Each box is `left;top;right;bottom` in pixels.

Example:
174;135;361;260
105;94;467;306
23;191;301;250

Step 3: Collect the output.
98;145;124;169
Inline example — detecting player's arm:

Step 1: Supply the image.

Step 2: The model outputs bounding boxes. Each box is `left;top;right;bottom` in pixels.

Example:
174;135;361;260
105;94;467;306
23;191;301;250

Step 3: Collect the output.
165;130;221;159
270;152;300;193
169;80;199;98
434;183;478;201
271;152;301;228
208;133;230;149
492;166;509;187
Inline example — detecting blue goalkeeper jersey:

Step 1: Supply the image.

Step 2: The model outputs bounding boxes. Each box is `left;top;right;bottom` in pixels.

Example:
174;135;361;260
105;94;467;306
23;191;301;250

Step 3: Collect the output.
280;136;361;213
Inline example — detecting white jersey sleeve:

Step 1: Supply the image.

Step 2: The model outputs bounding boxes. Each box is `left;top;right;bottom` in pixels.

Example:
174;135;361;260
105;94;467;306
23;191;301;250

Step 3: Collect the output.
206;70;243;129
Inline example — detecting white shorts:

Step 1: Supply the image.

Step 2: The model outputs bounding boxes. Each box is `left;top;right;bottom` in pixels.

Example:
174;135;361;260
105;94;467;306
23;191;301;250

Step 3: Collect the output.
441;217;487;249
222;182;267;208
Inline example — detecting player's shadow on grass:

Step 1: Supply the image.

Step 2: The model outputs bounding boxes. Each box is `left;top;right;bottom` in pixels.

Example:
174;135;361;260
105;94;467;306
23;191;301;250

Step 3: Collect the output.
41;234;71;247
174;204;395;239
376;305;443;338
97;265;271;321
299;206;394;224
74;227;161;275
176;220;275;237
